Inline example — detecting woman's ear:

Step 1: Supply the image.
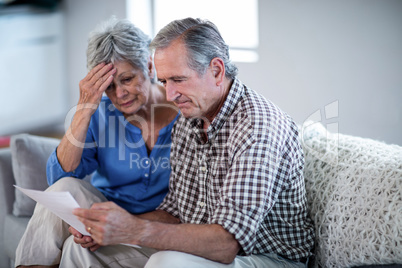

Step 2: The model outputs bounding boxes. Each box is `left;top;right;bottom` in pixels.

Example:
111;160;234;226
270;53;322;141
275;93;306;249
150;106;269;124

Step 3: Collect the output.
148;56;155;79
210;57;225;86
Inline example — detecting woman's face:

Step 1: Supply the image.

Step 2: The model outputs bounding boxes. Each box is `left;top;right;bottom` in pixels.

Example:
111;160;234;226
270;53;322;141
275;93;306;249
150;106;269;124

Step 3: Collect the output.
105;60;152;117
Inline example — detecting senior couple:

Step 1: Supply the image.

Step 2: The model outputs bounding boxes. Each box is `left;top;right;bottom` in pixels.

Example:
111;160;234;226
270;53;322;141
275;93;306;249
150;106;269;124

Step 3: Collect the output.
16;17;314;268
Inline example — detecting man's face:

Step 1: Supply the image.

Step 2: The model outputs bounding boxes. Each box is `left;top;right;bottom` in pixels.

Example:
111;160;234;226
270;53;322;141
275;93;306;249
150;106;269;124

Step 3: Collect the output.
154;39;225;123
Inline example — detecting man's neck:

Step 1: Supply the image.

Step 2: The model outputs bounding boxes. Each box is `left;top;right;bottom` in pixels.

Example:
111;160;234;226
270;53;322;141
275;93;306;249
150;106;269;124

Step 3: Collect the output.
202;78;234;137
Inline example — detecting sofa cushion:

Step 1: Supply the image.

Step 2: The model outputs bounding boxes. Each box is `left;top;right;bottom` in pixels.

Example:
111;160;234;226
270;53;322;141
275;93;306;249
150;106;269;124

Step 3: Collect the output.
301;122;402;268
11;134;60;217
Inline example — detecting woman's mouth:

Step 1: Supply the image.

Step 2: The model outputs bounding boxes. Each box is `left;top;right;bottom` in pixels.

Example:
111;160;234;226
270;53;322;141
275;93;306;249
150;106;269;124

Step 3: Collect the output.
120;100;134;107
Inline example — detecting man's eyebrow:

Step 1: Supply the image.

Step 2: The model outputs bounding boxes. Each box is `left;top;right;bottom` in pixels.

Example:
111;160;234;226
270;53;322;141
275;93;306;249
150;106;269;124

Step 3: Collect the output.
159;76;187;81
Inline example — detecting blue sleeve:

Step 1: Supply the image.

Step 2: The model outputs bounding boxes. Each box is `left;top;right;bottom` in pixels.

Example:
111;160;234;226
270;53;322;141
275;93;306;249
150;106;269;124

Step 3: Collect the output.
46;128;99;186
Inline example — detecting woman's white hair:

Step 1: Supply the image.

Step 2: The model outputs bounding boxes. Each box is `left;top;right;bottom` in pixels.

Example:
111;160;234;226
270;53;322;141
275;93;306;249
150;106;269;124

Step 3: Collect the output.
86;17;151;78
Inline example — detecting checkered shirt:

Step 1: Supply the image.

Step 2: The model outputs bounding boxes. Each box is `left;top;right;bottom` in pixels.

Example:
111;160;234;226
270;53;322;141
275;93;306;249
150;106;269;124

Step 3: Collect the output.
158;78;315;261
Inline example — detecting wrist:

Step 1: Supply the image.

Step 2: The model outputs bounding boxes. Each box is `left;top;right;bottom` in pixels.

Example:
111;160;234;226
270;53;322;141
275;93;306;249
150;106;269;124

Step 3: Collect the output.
75;101;98;117
132;218;157;247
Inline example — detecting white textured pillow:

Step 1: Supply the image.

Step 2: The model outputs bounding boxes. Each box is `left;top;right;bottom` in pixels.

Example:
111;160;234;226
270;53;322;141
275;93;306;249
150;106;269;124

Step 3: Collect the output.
301;122;402;268
11;134;60;216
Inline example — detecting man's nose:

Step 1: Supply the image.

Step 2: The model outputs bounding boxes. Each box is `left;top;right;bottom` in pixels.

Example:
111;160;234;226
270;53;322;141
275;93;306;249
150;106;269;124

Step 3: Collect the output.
165;82;180;102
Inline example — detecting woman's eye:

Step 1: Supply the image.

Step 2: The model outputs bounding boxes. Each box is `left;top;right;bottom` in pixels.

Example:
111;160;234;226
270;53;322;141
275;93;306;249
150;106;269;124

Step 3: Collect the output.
106;83;114;91
122;77;133;83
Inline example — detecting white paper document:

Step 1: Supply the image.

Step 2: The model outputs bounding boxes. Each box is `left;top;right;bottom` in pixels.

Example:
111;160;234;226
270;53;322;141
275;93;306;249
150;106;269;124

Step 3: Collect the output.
15;185;91;235
15;185;140;248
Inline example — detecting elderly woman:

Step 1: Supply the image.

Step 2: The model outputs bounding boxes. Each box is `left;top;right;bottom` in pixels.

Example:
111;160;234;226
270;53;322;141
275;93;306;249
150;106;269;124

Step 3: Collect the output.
15;18;178;267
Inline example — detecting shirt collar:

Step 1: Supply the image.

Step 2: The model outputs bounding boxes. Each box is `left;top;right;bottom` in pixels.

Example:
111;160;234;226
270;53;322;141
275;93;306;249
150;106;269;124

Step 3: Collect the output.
190;77;244;142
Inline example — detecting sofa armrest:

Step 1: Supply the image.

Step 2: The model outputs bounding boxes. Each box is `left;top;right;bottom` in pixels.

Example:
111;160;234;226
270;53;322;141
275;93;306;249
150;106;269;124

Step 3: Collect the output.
0;148;15;216
0;147;15;266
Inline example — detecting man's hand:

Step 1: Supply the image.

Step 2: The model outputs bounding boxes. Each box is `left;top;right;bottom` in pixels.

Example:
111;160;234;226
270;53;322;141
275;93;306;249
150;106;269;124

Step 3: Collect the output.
73;202;142;246
74;202;239;264
68;226;101;252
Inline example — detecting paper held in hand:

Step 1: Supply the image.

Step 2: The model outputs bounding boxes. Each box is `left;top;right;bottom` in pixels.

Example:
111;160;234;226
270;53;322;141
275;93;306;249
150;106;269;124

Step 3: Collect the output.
15;185;141;248
14;185;91;235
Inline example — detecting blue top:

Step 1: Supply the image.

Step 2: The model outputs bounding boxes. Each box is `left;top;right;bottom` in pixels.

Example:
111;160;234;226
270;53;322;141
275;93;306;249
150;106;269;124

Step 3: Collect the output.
47;96;179;214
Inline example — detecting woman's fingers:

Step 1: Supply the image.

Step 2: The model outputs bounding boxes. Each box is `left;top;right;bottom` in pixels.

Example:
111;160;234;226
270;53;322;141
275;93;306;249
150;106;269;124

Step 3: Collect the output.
78;62;116;105
73;235;98;248
68;226;84;238
89;244;101;252
86;62;107;81
97;68;116;93
89;63;115;86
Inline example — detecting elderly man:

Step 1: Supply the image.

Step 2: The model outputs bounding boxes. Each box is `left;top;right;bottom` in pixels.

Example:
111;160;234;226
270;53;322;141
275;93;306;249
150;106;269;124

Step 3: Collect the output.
65;18;315;268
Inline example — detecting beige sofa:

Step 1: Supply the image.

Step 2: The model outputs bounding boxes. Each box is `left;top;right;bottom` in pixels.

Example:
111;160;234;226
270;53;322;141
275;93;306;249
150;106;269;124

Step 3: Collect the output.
0;123;401;268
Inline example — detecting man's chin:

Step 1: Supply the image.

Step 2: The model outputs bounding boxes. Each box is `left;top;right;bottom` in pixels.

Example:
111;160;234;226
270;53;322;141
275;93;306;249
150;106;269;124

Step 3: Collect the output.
179;108;197;119
181;112;195;119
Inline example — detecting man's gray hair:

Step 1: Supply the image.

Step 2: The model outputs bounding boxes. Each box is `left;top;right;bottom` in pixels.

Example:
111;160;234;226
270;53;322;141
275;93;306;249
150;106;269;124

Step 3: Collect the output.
150;17;238;79
87;17;151;77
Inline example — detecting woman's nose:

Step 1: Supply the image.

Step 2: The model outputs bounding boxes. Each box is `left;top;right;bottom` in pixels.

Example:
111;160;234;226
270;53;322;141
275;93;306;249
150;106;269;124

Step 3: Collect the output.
115;84;128;98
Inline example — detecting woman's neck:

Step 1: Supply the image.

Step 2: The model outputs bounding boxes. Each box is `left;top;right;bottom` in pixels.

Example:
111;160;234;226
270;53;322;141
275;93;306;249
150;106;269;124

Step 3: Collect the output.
128;83;173;127
134;83;162;119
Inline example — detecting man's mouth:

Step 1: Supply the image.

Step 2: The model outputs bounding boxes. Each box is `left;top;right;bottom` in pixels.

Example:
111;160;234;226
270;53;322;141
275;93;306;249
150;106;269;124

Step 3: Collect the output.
175;100;190;108
174;97;191;106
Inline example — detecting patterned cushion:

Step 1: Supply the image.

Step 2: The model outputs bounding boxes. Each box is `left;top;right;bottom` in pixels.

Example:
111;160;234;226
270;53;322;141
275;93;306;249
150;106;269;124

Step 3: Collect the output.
301;122;402;268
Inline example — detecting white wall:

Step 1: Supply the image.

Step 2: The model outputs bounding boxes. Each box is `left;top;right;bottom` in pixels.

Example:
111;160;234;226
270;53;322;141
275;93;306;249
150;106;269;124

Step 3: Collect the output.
63;0;402;145
237;0;402;145
0;9;67;135
62;0;126;110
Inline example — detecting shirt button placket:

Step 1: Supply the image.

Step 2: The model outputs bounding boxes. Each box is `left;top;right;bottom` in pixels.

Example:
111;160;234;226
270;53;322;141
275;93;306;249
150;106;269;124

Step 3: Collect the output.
198;155;208;210
144;158;150;186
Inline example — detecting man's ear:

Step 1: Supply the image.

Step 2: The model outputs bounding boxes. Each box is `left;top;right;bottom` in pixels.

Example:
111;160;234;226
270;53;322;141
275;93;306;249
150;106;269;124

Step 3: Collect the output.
210;57;225;86
148;56;155;79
